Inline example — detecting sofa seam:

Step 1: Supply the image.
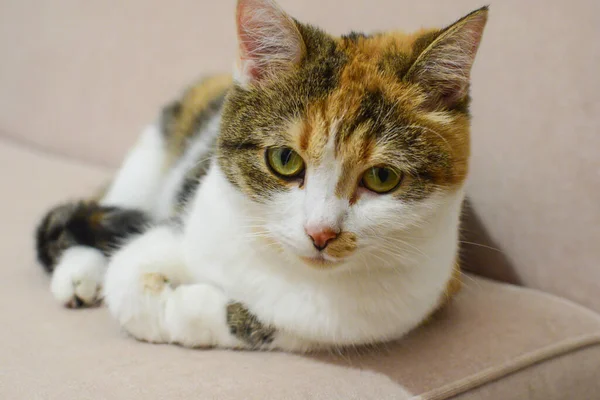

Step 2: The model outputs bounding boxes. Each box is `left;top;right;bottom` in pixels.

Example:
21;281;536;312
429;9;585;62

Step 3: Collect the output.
418;332;600;400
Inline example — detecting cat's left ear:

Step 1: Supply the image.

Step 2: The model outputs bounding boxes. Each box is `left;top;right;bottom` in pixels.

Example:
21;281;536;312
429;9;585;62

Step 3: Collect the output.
235;0;306;85
404;7;488;110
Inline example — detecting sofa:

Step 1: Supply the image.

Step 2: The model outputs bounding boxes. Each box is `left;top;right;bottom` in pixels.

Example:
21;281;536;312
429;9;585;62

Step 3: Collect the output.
1;0;599;398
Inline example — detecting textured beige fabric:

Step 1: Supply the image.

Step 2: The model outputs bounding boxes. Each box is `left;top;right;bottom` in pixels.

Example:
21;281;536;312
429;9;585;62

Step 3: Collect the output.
421;334;600;400
1;141;600;399
1;0;598;313
452;346;600;400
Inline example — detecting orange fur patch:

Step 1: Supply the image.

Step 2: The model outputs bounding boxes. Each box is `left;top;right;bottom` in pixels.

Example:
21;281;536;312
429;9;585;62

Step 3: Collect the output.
325;231;358;259
142;273;169;294
165;74;232;164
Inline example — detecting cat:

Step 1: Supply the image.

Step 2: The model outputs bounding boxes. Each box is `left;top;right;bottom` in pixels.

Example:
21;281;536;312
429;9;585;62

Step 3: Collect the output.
36;0;487;353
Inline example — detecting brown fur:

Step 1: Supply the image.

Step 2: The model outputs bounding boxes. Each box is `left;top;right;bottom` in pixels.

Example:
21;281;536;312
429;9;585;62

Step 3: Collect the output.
162;74;232;165
226;302;276;348
325;232;358;259
35;201;151;272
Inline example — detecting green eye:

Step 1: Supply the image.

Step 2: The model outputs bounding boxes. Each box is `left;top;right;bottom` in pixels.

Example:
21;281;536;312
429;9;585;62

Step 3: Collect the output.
362;166;403;194
266;147;305;178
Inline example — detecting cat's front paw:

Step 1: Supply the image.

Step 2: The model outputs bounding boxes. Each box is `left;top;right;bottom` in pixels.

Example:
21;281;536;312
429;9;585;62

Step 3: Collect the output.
164;284;240;348
50;246;106;308
226;302;276;349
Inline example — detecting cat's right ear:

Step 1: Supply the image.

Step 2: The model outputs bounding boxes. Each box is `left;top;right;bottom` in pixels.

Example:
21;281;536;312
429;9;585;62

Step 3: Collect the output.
404;7;488;110
235;0;306;85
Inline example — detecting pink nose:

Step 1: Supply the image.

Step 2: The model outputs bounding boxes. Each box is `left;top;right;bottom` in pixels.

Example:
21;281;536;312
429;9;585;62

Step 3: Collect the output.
305;226;338;250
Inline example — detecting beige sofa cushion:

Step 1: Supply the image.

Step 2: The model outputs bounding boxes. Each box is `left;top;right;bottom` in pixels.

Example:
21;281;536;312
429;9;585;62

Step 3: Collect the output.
2;141;600;399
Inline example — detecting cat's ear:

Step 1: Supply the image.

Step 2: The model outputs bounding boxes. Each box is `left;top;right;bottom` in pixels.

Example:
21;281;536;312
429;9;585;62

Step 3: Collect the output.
404;7;488;109
235;0;306;85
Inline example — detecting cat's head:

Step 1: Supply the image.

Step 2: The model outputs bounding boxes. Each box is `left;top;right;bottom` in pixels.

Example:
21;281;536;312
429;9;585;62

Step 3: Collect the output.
218;0;487;269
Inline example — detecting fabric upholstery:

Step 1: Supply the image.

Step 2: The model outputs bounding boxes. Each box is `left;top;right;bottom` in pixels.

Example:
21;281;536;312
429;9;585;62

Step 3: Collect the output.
452;346;600;400
1;141;599;399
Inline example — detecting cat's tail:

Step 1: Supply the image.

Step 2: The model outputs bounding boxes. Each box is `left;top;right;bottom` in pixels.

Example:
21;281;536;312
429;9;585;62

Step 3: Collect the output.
35;201;151;273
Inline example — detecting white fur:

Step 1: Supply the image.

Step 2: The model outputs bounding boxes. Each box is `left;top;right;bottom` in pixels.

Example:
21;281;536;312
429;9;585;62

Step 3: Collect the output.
302;130;348;236
153;113;221;220
103;225;240;348
102;124;166;212
104;226;185;343
51;246;106;306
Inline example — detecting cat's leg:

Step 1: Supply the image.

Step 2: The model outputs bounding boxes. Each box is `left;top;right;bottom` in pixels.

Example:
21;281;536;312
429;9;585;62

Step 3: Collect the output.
37;124;167;307
103;224;334;351
104;225;252;348
49;246;106;308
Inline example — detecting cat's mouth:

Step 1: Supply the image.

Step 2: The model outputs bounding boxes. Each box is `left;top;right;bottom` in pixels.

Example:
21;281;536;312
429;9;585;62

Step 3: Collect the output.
299;254;342;269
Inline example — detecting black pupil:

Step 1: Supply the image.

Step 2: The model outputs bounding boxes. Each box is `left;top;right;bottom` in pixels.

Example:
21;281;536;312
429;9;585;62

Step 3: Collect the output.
377;168;389;182
280;149;292;166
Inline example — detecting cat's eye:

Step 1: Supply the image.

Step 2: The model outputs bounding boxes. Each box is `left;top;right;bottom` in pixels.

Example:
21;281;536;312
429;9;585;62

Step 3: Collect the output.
362;166;403;194
266;147;305;178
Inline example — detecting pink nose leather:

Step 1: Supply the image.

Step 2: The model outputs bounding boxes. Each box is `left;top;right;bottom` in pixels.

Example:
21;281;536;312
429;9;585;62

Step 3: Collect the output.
305;226;338;250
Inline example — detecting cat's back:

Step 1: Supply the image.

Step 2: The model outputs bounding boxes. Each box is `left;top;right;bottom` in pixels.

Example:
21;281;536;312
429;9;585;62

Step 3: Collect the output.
152;74;232;218
161;74;232;160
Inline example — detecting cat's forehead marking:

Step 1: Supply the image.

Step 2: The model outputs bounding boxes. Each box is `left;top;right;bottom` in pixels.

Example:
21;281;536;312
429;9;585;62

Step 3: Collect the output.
297;103;374;202
298;103;334;165
334;124;375;202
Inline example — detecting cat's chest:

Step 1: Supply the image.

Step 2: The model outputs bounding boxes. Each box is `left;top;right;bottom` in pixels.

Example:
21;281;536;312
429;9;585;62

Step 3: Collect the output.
197;252;440;344
184;232;442;344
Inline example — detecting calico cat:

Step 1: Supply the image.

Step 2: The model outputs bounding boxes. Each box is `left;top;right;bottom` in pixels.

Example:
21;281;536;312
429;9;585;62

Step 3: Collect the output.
36;0;487;352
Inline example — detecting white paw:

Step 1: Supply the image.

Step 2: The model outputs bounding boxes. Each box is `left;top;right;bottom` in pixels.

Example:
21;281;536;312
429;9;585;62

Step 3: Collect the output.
50;246;106;308
108;272;173;344
164;283;239;348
